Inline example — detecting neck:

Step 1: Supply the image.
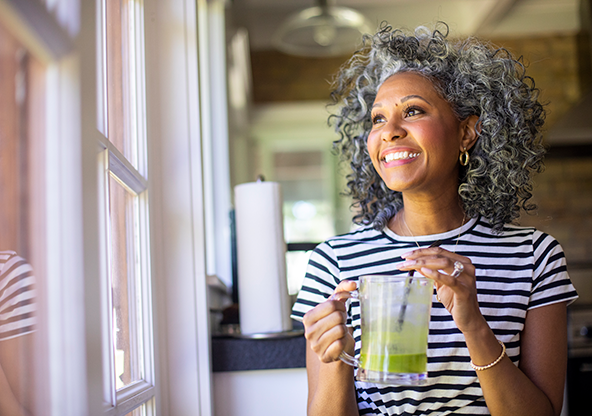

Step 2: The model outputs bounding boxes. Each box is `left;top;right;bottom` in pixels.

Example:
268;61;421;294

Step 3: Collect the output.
390;196;466;236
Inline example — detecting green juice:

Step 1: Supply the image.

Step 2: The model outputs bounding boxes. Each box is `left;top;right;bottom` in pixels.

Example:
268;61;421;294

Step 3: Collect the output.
359;352;427;373
359;329;428;374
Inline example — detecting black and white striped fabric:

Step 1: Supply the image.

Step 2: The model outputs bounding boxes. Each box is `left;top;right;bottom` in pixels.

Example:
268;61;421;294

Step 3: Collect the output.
291;217;578;415
0;251;36;341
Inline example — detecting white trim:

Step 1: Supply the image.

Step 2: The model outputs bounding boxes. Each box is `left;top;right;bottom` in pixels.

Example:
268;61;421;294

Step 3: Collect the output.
194;0;215;413
207;0;233;289
198;0;216;280
96;1;156;413
115;381;155;416
143;0;214;414
97;136;148;194
132;0;148;177
138;189;156;389
45;55;91;416
80;1;111;414
109;149;148;194
98;148;117;407
103;381;155;416
96;0;107;137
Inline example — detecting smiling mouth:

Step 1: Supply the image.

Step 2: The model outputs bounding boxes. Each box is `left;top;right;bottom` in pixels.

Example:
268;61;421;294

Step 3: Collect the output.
384;151;421;163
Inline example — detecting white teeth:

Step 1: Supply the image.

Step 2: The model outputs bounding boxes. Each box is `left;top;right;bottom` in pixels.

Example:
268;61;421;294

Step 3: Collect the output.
384;151;420;162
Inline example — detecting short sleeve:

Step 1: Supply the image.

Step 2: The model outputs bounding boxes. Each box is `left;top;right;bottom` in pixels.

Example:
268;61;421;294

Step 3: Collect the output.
291;242;341;322
529;232;578;310
0;251;37;341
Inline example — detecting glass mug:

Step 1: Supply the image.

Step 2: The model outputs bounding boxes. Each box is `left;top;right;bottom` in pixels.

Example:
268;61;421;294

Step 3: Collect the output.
331;275;433;385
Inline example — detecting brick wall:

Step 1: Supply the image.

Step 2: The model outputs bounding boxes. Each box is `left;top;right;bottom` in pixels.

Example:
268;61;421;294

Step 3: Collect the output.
250;50;349;102
490;34;584;130
519;154;592;304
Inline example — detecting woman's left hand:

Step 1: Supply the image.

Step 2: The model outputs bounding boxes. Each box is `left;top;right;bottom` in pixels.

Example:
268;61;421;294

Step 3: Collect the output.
398;246;487;334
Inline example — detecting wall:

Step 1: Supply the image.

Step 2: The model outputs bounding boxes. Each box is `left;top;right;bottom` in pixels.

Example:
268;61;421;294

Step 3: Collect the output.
519;154;592;304
213;369;307;416
491;33;584;128
250;33;586;128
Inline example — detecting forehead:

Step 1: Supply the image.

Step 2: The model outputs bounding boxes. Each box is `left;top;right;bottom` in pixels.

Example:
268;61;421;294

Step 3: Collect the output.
376;72;441;99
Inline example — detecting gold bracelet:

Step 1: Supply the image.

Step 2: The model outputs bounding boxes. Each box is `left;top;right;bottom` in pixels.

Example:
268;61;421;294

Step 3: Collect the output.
470;340;506;371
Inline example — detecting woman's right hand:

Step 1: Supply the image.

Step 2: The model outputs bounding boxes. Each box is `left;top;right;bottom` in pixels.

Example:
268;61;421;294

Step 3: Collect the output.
302;280;357;363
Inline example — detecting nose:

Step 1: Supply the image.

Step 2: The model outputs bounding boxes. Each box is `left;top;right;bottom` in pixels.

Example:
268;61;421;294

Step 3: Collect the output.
381;119;406;142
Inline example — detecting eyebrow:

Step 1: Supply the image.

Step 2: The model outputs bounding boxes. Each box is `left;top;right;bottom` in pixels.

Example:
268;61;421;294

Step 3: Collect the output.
372;94;432;109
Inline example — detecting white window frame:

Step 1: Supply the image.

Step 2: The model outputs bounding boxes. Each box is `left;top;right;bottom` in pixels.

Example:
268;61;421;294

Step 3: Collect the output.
0;0;216;414
97;142;156;416
95;0;155;413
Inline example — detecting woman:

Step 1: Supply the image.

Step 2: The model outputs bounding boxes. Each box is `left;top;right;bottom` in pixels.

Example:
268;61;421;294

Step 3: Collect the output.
291;23;578;416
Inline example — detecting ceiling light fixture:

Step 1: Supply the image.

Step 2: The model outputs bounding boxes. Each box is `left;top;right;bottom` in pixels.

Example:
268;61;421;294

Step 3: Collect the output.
272;0;373;58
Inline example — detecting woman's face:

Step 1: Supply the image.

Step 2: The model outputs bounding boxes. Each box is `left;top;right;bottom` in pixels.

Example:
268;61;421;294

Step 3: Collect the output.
367;72;472;198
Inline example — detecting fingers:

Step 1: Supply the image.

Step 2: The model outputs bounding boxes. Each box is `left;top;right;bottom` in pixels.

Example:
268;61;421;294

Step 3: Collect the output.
401;245;463;262
302;280;357;363
330;280;357;301
400;246;470;275
335;280;357;293
399;258;474;287
398;247;475;293
398;246;485;333
312;320;352;363
303;303;351;363
302;298;347;328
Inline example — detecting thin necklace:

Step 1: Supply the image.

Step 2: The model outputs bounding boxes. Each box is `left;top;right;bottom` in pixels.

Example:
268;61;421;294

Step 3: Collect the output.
400;212;466;253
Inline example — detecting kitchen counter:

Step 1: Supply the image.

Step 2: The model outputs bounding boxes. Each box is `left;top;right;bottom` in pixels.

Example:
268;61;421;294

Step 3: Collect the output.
211;329;306;372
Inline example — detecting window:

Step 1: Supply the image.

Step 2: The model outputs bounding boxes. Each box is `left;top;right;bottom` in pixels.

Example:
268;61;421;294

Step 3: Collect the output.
1;1;215;414
249;102;353;296
0;14;48;416
98;0;155;414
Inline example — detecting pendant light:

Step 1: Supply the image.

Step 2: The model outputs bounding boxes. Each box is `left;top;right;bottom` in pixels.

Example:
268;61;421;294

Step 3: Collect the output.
272;0;373;57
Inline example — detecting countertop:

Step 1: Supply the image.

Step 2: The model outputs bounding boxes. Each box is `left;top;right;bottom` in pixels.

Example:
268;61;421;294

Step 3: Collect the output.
211;328;306;372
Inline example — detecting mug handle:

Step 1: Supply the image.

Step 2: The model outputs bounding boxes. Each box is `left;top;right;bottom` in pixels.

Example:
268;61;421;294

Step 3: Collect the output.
329;290;360;367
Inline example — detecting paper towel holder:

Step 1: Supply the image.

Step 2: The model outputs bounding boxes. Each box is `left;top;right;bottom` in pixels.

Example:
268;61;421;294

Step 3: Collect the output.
256;174;265;182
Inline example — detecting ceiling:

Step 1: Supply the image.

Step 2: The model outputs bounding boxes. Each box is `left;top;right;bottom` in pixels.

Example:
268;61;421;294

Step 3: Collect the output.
228;0;581;51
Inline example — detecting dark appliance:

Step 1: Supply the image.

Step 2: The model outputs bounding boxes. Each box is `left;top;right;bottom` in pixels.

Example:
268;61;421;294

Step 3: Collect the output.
566;305;592;415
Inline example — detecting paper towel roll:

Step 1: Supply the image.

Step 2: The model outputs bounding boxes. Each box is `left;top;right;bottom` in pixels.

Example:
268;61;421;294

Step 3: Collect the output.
234;181;292;335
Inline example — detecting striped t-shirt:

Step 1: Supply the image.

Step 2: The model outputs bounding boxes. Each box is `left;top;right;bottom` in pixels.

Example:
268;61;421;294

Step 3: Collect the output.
0;251;36;341
291;217;578;415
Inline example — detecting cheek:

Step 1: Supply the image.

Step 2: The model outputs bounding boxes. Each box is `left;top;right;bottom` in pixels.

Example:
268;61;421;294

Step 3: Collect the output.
417;124;458;150
366;132;380;159
415;125;442;144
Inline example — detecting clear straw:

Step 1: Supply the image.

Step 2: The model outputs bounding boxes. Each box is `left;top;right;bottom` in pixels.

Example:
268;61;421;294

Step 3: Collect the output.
396;240;442;331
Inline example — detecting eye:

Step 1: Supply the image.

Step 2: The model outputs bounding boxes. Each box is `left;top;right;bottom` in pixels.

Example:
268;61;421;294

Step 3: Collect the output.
372;114;386;125
404;105;424;117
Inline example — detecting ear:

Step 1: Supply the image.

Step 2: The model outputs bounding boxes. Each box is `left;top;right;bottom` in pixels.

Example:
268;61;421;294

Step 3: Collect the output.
459;115;480;152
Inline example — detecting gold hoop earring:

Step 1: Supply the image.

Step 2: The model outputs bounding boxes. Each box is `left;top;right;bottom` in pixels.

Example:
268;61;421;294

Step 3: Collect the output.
459;148;470;166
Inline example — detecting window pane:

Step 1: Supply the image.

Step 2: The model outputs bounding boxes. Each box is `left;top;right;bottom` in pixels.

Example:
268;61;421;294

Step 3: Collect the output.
106;0;136;165
0;30;24;253
0;17;48;416
273;150;335;243
109;175;141;389
102;0;152;410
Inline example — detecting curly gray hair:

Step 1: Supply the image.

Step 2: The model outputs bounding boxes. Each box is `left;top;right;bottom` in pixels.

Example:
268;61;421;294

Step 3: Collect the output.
329;22;546;233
